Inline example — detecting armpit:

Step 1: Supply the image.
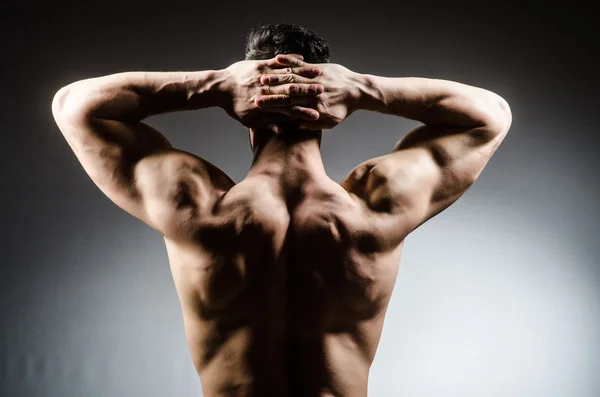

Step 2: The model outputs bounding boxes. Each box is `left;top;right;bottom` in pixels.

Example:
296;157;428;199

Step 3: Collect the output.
340;161;378;195
363;154;438;214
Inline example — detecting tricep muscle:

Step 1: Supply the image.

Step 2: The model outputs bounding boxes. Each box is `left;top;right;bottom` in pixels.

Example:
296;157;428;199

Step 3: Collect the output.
53;114;230;237
345;123;508;243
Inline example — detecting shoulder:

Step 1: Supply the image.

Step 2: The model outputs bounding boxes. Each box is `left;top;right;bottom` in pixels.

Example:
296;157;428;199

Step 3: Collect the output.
134;150;235;237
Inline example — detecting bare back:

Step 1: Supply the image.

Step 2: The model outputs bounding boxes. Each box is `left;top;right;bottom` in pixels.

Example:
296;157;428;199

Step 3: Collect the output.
52;59;510;397
165;167;403;397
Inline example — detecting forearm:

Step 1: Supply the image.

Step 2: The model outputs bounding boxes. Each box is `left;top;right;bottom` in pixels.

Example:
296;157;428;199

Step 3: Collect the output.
354;74;510;130
53;70;229;122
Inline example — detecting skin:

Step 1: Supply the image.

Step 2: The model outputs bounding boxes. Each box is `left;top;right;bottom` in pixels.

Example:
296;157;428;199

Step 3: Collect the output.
52;53;512;397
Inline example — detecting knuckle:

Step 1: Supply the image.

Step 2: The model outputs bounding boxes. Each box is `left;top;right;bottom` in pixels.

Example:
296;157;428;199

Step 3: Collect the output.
256;97;267;106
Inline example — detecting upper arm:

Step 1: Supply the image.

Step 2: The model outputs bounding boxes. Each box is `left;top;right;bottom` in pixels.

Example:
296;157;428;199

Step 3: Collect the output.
342;120;510;243
53;113;234;238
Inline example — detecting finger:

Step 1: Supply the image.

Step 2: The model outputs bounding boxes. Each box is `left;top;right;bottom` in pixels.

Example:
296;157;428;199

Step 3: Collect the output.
298;122;325;131
261;68;321;84
261;83;324;96
265;123;282;134
275;54;307;67
267;66;321;78
266;66;321;77
256;94;319;108
265;54;306;68
260;105;320;121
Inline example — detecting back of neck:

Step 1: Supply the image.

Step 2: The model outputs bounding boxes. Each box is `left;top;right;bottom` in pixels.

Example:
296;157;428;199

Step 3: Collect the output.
248;128;325;185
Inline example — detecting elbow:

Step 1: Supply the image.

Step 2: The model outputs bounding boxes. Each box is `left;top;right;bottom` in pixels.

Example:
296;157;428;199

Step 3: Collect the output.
483;94;512;136
51;85;70;121
52;82;96;124
52;84;81;123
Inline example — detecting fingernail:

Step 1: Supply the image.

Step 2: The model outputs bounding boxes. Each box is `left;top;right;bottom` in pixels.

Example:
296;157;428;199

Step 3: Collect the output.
263;75;270;83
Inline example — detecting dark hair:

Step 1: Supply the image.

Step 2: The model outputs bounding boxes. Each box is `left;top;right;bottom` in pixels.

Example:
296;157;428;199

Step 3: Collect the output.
245;23;330;63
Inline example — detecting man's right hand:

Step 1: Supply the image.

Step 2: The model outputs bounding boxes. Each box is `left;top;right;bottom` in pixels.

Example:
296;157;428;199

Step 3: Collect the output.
256;54;362;131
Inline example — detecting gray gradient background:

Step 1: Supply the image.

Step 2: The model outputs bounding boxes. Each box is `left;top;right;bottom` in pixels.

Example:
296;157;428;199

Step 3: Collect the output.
1;2;599;397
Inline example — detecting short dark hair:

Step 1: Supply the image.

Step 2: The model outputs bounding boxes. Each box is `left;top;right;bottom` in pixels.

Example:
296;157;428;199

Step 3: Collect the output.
245;23;330;63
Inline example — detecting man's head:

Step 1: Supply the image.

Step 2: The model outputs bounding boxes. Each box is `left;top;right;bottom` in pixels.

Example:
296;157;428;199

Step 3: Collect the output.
245;23;330;64
245;24;329;152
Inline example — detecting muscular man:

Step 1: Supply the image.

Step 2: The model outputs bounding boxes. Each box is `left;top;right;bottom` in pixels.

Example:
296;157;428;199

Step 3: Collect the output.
51;24;511;397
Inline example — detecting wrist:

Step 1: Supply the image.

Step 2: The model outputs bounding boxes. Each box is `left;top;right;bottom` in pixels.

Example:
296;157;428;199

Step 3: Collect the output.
353;72;385;112
187;69;231;110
